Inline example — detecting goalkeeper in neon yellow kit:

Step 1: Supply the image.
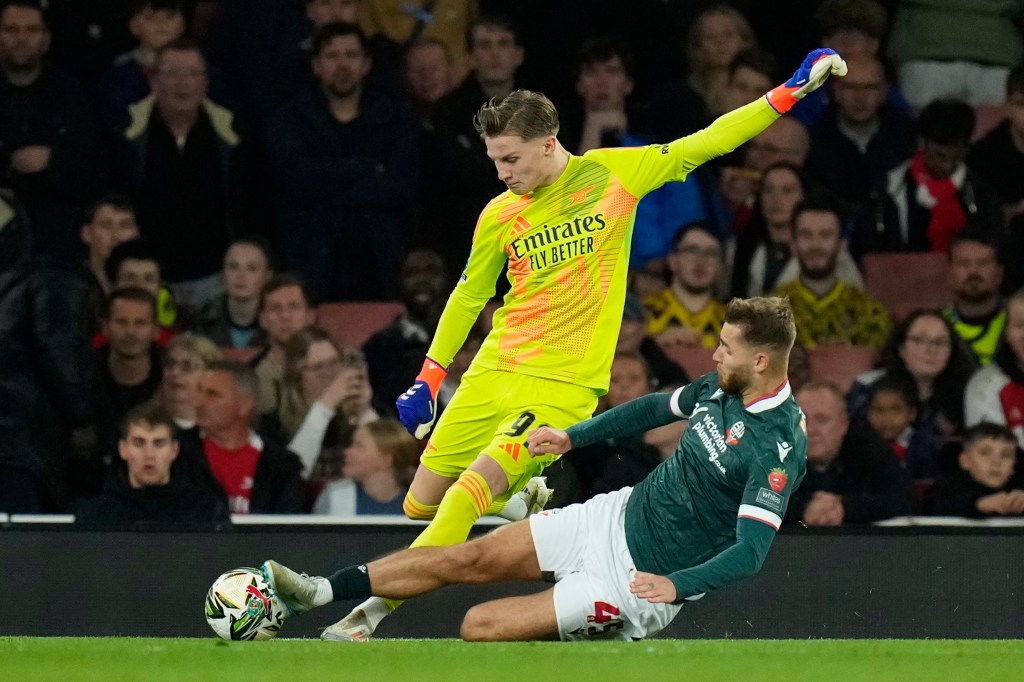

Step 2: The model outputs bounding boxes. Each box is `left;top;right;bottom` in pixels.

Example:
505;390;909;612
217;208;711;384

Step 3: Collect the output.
317;48;847;641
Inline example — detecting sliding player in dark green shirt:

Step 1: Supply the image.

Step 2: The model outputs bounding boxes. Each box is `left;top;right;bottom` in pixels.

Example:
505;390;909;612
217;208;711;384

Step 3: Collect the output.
263;295;808;641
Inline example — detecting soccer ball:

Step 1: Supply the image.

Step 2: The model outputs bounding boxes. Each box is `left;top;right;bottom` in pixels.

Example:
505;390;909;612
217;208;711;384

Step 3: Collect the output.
205;567;285;641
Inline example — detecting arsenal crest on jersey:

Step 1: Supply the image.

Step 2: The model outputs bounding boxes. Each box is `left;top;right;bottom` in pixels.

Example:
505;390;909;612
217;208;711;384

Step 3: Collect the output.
726;421;745;445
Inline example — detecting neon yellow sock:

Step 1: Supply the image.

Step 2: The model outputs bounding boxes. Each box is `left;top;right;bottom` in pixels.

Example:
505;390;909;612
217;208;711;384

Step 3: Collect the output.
383;470;494;613
403;491;439;521
483;497;507;515
411;469;492;548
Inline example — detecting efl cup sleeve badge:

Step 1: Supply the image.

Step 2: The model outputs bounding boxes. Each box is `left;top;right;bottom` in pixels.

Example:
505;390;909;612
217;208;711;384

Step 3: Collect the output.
725;421;745;445
768;467;788;493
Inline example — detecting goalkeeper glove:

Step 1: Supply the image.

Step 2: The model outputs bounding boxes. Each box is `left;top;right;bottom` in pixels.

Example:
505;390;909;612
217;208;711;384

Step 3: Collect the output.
765;48;848;115
396;357;448;438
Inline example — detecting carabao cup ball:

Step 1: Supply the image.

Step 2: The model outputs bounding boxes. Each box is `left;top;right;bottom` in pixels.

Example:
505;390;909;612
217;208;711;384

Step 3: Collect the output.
205;567;285;641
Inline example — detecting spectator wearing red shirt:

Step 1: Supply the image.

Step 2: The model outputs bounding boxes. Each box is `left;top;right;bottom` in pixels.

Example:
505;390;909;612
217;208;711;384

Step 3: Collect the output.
178;360;304;513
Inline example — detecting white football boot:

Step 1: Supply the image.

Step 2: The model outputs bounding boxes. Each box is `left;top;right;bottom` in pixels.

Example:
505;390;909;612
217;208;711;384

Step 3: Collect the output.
261;560;331;619
321;607;374;642
521;476;554;515
496;476;555;521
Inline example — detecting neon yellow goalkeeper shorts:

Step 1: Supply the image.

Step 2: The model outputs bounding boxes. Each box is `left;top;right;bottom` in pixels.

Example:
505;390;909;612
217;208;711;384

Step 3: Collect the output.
421;364;599;498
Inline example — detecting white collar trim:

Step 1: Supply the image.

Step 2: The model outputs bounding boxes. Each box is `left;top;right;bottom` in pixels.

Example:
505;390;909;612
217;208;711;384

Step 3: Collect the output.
745;381;792;414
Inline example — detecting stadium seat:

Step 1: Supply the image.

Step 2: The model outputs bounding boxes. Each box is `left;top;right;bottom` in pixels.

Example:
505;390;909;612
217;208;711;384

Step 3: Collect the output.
219;346;263;364
972;104;1005;142
316;302;405;349
807;344;880;393
861;252;951;321
661;344;717;380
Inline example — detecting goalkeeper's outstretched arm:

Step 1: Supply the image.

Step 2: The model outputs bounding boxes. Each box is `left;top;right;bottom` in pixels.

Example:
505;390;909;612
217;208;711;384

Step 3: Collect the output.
670;48;847;175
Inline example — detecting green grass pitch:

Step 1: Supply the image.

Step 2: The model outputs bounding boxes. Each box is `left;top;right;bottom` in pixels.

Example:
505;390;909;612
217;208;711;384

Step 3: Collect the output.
3;638;1023;682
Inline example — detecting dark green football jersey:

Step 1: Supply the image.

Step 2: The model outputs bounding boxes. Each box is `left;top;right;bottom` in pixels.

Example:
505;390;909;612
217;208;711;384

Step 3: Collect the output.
624;372;807;580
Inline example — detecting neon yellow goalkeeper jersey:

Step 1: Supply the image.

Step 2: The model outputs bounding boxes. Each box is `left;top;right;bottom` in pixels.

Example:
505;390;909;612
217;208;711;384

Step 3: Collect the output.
427;98;779;393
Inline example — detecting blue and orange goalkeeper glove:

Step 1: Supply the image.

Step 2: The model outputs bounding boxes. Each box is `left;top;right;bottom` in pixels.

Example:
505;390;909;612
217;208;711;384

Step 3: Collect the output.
396;357;448;438
765;48;848;115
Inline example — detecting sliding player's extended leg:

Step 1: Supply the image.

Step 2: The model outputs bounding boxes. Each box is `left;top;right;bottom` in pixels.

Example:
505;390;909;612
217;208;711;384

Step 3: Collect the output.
262;517;542;635
324;453;513;640
460;588;561;642
363;512;539;597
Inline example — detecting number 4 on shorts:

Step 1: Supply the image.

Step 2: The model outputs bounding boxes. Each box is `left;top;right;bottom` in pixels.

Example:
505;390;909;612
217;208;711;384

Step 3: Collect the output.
589;601;620;624
586;601;624;636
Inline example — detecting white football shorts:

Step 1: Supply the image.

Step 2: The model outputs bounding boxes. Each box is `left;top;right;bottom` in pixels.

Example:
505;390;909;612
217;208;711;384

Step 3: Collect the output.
529;487;684;641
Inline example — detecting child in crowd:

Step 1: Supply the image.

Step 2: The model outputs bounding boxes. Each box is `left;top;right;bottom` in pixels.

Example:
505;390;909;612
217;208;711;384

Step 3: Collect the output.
313;419;419;516
927;423;1024;517
866;374;940;480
